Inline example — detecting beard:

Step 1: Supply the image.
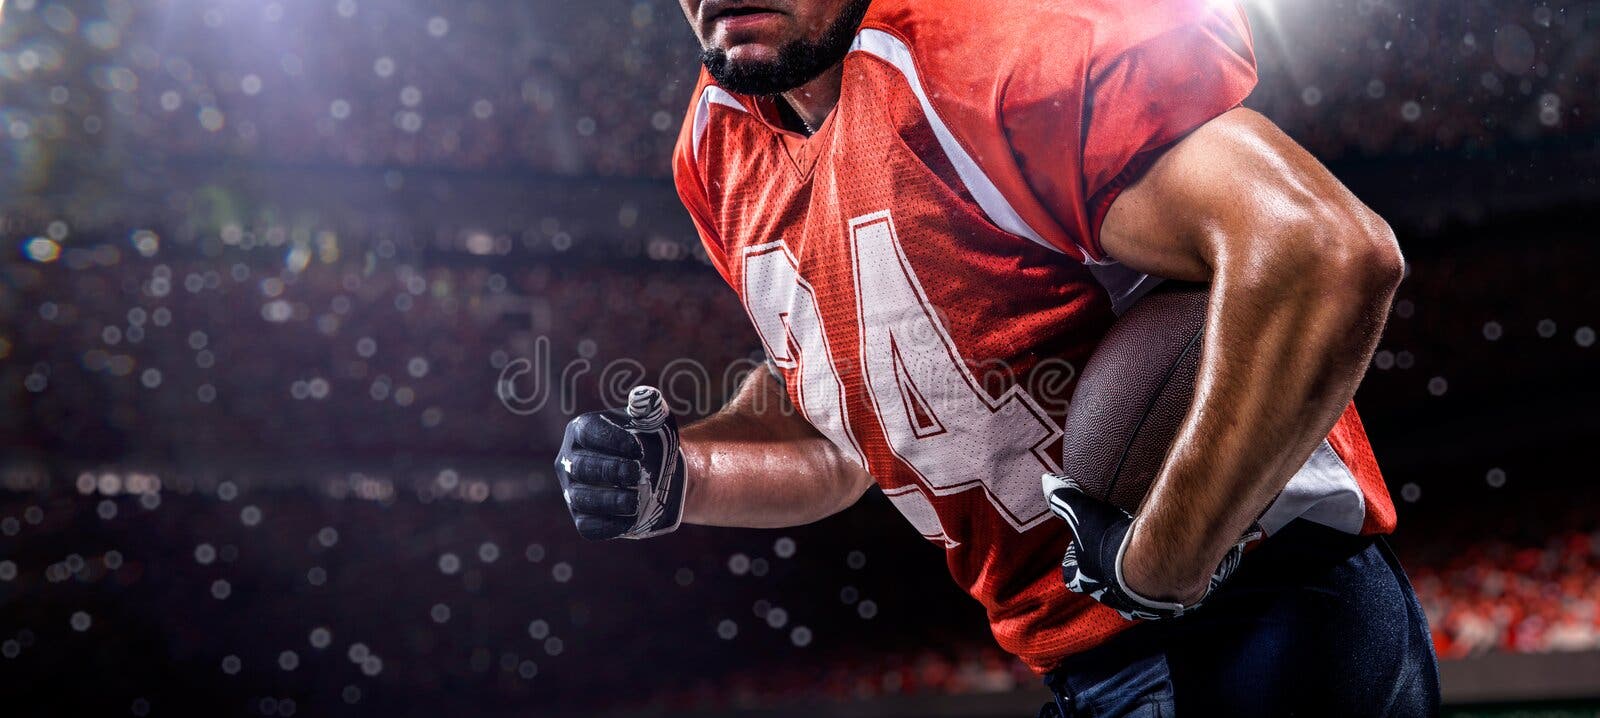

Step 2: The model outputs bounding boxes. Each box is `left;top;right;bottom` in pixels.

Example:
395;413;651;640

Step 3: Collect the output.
699;0;873;96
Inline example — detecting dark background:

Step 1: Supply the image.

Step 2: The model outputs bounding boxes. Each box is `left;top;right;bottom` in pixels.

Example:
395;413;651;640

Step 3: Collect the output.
1;0;1597;715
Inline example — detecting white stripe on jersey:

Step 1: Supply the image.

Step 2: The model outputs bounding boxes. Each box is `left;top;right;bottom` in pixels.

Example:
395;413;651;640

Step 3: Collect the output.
850;29;1154;311
692;86;747;163
849;30;1066;258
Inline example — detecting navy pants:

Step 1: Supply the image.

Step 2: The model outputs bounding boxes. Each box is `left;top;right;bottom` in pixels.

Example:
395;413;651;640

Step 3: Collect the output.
1040;520;1441;717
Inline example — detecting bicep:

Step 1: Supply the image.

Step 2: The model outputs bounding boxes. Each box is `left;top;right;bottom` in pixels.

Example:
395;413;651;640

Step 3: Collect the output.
691;365;858;465
704;364;808;440
722;367;876;497
682;362;875;524
1098;108;1362;280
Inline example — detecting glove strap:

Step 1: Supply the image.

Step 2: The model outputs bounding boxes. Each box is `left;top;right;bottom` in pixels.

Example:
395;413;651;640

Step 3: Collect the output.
621;425;685;540
1111;528;1197;619
620;386;687;540
1111;525;1264;619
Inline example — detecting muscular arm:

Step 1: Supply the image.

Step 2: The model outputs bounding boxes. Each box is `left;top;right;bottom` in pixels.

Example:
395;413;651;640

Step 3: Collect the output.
1099;108;1404;602
681;368;876;528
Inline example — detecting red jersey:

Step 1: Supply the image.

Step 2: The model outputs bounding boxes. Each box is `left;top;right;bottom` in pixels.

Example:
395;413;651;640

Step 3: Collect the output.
672;0;1396;674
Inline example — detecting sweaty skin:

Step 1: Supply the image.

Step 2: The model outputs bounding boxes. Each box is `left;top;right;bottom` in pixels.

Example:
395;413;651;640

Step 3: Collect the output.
1099;109;1402;602
671;0;1402;603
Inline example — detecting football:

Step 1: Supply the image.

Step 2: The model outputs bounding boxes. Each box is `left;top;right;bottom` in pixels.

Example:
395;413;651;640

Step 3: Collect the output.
1059;282;1210;514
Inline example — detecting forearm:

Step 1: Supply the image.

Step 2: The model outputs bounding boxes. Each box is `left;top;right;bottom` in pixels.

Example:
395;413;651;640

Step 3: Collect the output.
1127;222;1402;599
1095;109;1406;601
680;369;873;528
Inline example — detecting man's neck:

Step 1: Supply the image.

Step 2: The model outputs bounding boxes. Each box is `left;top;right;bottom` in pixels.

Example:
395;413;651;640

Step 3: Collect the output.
779;62;845;136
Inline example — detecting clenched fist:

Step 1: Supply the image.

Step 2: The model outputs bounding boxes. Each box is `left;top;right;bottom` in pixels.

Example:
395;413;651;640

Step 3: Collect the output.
554;387;687;540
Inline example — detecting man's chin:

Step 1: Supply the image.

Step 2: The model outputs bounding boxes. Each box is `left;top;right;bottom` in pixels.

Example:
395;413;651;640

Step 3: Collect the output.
699;0;870;98
701;48;810;96
721;42;783;66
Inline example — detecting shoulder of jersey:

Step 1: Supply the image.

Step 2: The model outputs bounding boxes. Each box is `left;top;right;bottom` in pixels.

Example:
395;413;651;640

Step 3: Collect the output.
862;0;1103;44
855;0;1106;111
860;0;1105;67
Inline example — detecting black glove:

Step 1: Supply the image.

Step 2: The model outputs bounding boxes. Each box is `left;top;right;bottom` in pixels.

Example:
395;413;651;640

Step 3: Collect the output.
554;387;686;540
1043;474;1258;621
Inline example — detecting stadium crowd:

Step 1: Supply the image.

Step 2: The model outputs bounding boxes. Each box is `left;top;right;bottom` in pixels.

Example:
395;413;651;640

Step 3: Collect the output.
3;232;752;459
7;198;1593;464
1247;0;1596;156
0;464;1594;714
1407;500;1600;659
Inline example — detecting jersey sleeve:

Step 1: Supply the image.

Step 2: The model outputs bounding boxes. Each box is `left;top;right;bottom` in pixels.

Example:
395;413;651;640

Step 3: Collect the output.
672;75;736;287
1001;0;1257;261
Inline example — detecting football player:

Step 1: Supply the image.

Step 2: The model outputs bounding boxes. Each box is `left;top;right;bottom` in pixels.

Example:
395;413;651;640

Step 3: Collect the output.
554;0;1440;714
